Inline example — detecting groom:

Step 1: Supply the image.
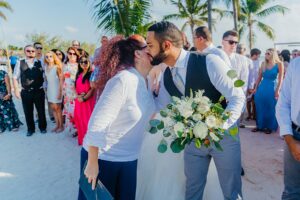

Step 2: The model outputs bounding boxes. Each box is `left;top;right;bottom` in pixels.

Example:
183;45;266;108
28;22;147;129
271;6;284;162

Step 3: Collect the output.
146;21;245;200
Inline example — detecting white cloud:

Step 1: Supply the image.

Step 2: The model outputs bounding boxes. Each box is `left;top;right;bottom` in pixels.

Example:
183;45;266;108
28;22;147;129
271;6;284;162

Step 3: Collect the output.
65;26;78;33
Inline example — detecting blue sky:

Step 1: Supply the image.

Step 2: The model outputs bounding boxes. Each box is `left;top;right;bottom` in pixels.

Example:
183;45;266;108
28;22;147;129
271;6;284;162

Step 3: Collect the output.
1;0;300;52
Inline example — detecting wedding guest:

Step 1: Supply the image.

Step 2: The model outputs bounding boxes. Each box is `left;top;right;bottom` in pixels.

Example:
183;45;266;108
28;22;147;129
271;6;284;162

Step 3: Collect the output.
182;32;191;51
247;48;261;120
74;55;95;145
252;48;284;134
78;48;89;58
276;57;300;200
0;64;22;133
34;42;44;67
81;36;154;200
281;49;291;74
236;43;252;128
52;49;66;63
92;36;108;64
9;51;19;72
222;31;249;95
0;49;9;73
13;45;47;136
63;47;80;136
291;49;298;59
72;40;81;49
44;51;64;133
193;26;231;67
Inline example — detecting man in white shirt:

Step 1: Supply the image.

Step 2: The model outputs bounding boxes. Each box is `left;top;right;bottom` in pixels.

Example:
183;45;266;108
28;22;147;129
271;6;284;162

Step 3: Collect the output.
147;21;245;200
276;57;300;199
193;26;231;67
248;48;261;120
13;45;47;136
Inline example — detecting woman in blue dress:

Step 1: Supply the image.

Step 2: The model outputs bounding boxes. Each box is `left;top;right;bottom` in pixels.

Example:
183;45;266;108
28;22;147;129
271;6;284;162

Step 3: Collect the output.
252;48;284;134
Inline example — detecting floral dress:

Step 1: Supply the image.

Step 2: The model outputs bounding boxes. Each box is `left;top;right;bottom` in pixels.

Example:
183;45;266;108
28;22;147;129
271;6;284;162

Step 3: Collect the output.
62;63;78;132
0;70;22;132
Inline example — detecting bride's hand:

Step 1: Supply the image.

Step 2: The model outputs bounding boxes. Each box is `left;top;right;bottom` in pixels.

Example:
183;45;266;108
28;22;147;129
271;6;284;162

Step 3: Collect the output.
149;63;167;94
84;161;99;190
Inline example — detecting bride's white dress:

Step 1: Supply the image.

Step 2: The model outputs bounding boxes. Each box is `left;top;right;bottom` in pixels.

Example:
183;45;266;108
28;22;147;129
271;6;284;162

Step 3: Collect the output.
136;118;223;200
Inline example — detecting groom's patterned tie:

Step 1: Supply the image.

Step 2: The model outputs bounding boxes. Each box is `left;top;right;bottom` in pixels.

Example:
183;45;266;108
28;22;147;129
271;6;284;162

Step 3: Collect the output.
171;67;185;95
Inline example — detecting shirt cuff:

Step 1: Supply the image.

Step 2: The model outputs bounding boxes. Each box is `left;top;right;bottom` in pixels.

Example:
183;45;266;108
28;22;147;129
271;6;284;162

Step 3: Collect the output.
84;131;107;149
279;125;293;137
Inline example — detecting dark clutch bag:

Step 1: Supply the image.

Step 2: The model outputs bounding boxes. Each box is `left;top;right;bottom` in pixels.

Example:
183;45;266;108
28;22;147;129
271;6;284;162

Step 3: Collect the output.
79;162;114;200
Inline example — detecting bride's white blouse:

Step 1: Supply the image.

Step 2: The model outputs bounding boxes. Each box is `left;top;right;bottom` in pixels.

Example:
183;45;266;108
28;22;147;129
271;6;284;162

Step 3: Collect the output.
83;67;155;162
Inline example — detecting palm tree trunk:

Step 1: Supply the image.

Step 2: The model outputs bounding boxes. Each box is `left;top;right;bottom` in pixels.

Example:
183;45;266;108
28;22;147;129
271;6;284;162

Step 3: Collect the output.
249;23;253;50
191;22;195;46
232;0;238;31
207;0;212;33
114;0;126;35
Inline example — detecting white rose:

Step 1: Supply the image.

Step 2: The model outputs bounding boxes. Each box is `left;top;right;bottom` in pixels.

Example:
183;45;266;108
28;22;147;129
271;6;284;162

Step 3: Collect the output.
209;132;220;142
163;116;175;127
177;101;194;118
192;114;203;122
205;115;218;128
173;122;185;137
193;122;208;139
197;103;210;114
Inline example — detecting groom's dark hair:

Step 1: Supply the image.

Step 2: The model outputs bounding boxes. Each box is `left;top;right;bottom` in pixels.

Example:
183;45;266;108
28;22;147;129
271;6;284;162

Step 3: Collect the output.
148;21;183;48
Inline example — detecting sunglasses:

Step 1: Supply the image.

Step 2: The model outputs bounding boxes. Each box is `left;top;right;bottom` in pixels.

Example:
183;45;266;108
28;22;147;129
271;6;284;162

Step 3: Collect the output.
26;50;35;53
68;52;77;56
224;40;238;45
80;60;88;65
141;45;147;49
35;47;43;50
56;52;62;56
45;55;53;59
265;52;271;56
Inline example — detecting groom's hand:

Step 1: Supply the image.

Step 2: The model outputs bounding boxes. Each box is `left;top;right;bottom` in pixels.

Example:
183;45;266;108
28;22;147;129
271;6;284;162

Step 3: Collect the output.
285;135;300;162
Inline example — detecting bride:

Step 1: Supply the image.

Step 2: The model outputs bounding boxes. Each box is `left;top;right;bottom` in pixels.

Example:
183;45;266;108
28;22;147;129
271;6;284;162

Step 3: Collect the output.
136;64;223;200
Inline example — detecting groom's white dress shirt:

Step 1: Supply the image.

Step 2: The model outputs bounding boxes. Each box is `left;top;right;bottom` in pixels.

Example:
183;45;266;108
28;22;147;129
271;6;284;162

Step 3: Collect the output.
83;67;155;162
228;53;250;94
202;43;232;67
156;49;245;129
276;57;300;136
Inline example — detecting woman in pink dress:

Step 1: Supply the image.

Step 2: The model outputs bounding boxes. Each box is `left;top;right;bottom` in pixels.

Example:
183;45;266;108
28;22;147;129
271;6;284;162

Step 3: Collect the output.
74;55;95;145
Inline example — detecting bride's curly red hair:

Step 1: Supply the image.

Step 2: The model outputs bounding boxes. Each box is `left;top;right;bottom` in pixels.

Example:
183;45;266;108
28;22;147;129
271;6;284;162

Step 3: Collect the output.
93;35;145;95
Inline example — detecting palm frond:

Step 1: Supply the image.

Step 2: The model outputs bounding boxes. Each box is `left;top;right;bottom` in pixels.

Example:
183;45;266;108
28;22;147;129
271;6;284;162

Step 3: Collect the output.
256;5;289;18
0;1;13;11
163;13;183;20
256;21;275;40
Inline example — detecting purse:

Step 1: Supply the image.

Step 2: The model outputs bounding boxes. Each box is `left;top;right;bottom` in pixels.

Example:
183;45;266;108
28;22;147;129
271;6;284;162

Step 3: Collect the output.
79;162;114;200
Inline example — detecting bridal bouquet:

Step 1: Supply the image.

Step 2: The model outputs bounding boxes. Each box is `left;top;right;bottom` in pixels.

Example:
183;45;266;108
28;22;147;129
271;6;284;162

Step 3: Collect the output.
149;89;239;153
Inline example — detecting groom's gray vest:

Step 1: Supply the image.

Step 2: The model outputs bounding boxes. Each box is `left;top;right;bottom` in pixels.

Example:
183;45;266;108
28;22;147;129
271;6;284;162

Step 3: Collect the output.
164;52;226;108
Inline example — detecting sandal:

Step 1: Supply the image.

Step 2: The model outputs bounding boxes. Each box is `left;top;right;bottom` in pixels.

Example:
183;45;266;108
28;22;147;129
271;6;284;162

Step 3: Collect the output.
264;129;272;134
251;128;261;132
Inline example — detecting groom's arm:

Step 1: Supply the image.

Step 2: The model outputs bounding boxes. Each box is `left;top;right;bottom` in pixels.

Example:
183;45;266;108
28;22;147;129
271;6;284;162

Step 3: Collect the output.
206;54;246;129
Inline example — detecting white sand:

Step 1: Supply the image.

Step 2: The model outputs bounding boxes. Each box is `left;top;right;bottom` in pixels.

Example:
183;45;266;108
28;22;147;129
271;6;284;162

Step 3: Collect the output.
0;97;284;200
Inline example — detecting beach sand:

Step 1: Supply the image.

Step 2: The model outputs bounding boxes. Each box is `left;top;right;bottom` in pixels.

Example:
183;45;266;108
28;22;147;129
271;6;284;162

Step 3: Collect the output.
0;97;284;200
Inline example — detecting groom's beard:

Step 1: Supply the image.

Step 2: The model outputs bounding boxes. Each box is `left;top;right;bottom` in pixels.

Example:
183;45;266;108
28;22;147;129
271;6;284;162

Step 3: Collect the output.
151;48;167;66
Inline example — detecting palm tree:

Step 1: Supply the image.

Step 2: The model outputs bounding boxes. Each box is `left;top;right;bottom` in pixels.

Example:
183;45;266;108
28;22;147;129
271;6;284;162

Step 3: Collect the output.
0;0;13;21
238;0;288;49
89;0;152;36
164;0;223;44
224;0;240;31
207;0;212;32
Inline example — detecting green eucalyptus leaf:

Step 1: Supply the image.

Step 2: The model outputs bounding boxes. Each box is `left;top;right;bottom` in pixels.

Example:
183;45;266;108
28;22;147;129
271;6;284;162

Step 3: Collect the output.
160;110;168;118
163;129;171;137
214;141;223;151
227;70;238;79
158;139;168;153
157;121;164;130
234;80;245;87
149;127;158;134
150;119;161;127
170;139;185;153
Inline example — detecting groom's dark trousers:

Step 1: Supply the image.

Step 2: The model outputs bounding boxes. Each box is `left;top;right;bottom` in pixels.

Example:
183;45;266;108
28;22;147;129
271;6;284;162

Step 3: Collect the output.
184;132;242;200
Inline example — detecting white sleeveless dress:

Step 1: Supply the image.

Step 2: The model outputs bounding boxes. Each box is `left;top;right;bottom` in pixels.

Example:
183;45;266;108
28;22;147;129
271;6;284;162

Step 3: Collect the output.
45;66;62;103
136;114;223;200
